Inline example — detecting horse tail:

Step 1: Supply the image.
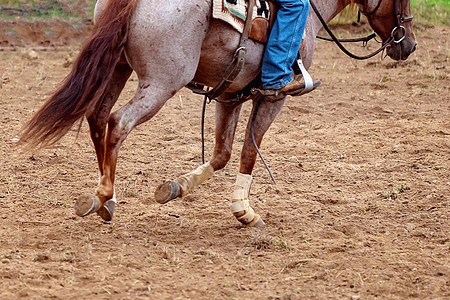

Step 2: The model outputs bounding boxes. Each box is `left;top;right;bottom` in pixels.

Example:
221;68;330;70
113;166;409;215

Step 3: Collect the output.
20;0;138;148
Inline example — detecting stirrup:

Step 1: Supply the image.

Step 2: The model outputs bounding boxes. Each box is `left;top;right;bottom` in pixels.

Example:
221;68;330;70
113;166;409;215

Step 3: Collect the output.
284;80;321;96
251;80;321;101
253;53;320;100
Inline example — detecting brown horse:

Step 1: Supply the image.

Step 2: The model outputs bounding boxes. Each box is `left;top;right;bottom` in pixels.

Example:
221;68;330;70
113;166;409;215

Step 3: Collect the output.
20;0;416;226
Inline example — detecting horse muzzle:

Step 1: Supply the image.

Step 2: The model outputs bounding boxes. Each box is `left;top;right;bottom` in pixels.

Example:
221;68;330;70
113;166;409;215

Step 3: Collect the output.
387;38;417;60
386;26;417;61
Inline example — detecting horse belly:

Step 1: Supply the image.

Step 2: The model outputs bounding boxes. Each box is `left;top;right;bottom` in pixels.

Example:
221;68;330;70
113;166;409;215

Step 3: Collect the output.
193;20;265;92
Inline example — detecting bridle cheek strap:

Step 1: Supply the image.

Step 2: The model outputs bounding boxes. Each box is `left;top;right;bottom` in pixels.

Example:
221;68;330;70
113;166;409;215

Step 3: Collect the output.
359;0;414;25
359;0;413;44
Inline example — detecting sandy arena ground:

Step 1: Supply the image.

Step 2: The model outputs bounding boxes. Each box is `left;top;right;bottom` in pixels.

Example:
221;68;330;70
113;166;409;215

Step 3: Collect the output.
0;19;449;299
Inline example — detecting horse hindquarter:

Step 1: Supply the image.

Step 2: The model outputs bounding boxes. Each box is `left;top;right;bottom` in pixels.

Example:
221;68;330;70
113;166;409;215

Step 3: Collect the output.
87;0;212;213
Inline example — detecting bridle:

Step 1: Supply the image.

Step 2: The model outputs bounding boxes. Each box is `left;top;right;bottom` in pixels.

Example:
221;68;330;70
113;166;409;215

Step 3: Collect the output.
359;0;414;44
310;0;414;60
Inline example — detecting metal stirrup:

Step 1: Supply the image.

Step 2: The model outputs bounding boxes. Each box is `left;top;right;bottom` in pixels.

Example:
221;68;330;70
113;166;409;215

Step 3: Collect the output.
293;52;314;93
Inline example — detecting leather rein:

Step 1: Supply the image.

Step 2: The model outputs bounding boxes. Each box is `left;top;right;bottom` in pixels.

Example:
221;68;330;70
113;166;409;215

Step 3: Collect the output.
198;0;414;174
310;0;414;60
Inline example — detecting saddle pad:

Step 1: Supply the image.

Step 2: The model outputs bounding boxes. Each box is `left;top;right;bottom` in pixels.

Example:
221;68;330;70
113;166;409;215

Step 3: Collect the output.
213;0;271;43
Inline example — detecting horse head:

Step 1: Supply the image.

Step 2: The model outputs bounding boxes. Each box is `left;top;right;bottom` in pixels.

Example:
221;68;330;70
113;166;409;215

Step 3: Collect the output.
358;0;417;60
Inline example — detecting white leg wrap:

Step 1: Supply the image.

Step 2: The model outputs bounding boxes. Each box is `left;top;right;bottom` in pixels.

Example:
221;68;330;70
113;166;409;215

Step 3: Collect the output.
176;162;214;197
230;173;262;226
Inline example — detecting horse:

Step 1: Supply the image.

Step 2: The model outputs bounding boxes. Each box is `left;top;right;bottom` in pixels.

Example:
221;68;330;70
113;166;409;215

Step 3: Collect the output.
20;0;417;227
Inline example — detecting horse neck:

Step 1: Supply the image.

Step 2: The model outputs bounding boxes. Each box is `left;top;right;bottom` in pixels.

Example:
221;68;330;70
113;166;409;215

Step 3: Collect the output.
301;0;351;68
310;0;352;29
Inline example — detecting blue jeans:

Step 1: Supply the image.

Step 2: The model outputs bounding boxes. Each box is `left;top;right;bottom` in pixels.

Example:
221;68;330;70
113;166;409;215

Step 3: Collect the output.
261;0;310;89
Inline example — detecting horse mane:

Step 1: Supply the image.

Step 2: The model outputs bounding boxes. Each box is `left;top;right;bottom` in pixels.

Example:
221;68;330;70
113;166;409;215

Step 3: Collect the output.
20;0;138;148
338;0;360;18
349;0;362;9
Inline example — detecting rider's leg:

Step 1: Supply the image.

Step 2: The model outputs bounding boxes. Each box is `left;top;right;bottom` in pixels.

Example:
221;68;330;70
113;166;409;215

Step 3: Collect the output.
261;0;310;91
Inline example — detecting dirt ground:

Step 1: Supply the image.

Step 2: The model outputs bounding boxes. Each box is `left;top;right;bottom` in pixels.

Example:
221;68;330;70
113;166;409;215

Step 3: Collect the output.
0;18;448;299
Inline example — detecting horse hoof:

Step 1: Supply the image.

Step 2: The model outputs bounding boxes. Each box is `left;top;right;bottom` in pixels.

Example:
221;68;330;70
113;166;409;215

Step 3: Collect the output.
246;215;266;228
155;181;180;204
96;199;116;221
251;218;266;227
74;195;101;217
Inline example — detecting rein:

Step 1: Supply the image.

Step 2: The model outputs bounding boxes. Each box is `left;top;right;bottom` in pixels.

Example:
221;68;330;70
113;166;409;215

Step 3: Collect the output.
316;32;377;45
246;0;415;183
200;0;414;180
310;0;413;60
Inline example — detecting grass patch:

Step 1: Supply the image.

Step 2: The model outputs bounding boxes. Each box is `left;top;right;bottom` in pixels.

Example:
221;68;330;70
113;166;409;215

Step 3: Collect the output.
0;0;96;19
411;0;449;26
384;182;410;201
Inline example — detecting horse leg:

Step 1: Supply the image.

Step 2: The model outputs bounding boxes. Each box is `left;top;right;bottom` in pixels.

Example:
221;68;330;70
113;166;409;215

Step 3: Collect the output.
231;97;286;227
89;82;182;215
74;59;133;220
155;93;243;203
88;58;132;178
73;0;210;219
79;58;204;218
86;60;132;220
210;97;243;170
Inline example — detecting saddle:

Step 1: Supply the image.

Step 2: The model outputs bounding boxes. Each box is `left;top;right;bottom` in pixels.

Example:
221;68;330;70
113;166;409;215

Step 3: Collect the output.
212;0;276;44
187;0;318;100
